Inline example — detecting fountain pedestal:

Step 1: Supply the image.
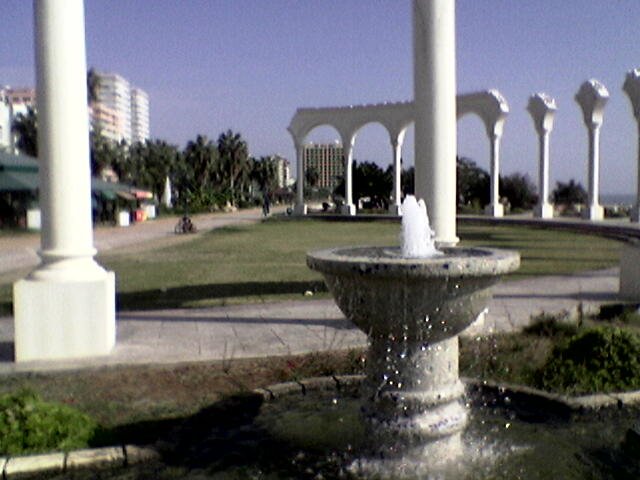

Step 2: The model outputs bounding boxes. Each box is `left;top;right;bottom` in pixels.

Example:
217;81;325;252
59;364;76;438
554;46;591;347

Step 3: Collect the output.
364;335;466;461
307;245;520;464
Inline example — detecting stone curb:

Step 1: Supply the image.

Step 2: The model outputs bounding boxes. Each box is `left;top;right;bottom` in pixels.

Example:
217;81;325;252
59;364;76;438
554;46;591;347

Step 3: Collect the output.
0;445;159;479
255;374;640;413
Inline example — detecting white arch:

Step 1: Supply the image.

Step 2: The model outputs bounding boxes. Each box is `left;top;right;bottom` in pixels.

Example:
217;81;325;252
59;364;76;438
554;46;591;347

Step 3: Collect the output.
289;91;509;217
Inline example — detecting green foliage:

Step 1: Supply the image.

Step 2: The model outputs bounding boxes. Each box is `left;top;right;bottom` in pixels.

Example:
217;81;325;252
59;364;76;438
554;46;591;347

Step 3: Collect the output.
500;172;538;210
456;156;489;211
0;390;98;455
11;107;38;158
333;160;392;208
552;179;588;206
535;326;640;394
523;312;580;338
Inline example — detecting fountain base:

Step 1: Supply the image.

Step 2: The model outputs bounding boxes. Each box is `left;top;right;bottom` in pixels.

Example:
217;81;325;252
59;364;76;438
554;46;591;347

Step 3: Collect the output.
362;336;468;460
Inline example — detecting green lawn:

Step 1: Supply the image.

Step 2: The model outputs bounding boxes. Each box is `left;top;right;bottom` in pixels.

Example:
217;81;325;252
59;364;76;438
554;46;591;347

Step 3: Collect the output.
0;218;623;313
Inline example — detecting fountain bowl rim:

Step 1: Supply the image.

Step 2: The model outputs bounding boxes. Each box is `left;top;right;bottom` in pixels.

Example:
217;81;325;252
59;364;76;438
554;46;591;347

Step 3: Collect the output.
306;246;520;278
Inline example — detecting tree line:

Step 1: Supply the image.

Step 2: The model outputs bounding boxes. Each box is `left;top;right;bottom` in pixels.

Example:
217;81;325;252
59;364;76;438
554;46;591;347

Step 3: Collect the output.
10;108;283;212
310;156;588;213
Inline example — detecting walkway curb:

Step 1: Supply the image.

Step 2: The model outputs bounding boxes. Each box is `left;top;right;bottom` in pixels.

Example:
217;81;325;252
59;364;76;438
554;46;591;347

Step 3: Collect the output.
0;444;159;479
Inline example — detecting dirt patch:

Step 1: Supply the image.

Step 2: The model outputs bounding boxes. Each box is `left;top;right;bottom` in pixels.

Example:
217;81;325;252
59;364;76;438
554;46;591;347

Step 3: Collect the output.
0;349;367;431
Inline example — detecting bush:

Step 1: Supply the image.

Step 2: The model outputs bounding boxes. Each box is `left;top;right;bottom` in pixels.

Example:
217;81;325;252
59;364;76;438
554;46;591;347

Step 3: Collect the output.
523;312;579;338
535;326;640;395
0;390;98;455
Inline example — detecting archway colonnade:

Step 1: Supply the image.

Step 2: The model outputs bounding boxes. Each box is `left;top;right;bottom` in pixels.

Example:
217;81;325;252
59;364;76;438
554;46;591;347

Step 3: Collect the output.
288;90;509;217
290;71;640;223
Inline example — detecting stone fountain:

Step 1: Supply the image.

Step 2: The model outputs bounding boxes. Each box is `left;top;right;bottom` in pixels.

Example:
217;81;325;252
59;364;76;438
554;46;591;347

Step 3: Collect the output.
307;197;520;465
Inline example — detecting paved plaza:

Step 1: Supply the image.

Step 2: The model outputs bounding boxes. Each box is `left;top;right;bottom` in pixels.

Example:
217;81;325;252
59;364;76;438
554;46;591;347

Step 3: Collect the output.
0;210;625;373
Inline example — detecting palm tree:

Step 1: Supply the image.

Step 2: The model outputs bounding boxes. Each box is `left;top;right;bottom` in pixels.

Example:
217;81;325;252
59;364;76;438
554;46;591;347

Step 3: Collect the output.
217;130;248;205
185;135;219;188
251;156;279;194
87;68;100;105
11;107;38;157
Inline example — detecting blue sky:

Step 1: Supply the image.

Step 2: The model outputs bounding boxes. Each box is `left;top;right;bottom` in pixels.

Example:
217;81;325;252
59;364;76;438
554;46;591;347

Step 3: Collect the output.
2;1;640;195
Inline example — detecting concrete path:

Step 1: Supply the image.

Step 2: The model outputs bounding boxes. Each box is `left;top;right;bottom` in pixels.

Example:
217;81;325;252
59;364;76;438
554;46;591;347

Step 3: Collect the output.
0;267;621;374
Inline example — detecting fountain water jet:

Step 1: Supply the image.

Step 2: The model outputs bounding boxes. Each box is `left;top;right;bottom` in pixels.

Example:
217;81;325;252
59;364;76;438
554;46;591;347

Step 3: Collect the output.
307;196;520;468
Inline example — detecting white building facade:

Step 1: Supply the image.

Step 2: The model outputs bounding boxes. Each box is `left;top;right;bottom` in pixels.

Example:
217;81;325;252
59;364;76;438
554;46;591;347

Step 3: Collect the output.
93;72;149;144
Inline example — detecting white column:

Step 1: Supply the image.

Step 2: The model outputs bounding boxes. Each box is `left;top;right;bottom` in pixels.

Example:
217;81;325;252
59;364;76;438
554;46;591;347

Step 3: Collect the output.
483;132;504;217
575;79;608;221
413;0;458;245
341;135;356;215
389;131;405;215
623;69;640;222
293;140;307;215
527;93;557;219
13;0;115;361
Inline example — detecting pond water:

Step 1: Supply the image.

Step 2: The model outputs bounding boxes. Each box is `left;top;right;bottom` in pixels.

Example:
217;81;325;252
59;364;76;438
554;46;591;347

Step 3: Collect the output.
47;381;640;480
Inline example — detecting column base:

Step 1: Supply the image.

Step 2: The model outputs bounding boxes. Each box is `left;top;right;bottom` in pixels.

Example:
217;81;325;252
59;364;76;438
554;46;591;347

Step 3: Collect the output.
13;270;115;362
631;204;640;223
293;203;307;215
534;203;554;219
484;203;504;218
388;204;402;216
582;204;604;221
620;242;640;300
340;204;357;216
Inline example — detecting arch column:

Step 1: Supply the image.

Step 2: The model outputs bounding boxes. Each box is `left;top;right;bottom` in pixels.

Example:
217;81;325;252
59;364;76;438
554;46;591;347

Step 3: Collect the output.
484;130;504;217
413;0;458;245
340;133;356;216
293;140;307;215
389;131;405;215
623;69;640;222
575;79;608;221
13;0;115;361
527;93;557;219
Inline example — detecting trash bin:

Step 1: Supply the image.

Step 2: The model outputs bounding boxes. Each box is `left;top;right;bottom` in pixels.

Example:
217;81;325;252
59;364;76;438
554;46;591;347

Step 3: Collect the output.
134;209;147;222
118;211;130;227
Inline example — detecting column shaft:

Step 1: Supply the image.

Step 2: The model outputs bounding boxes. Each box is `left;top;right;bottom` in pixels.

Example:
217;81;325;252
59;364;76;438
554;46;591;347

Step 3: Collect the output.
35;0;95;265
391;140;402;214
413;0;458;245
294;143;306;214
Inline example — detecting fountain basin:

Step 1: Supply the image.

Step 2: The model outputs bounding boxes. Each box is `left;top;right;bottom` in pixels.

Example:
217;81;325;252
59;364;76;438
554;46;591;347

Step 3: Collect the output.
307;246;520;342
307;246;520;461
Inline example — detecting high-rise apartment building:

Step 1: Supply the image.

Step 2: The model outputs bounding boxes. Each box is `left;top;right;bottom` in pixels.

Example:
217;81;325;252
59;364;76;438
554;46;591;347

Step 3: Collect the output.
130;87;150;143
303;141;344;191
93;72;149;144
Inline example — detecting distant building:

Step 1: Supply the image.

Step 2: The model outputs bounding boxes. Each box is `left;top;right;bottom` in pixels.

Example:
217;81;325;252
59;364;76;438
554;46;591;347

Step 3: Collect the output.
130;87;150;143
0;86;36;153
89;102;122;143
1;72;150;152
303;141;344;191
270;155;290;189
92;72;149;144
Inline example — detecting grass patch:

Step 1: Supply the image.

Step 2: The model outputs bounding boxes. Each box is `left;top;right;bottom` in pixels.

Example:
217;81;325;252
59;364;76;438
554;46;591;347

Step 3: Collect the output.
0;218;623;313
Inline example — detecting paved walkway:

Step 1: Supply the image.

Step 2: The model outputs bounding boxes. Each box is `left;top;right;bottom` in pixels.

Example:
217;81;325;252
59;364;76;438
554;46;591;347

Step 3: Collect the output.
0;211;627;373
0;207;272;275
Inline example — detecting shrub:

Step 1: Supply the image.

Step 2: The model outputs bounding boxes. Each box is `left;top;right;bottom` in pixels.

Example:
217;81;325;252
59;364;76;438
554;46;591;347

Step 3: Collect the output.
523;312;579;338
0;390;98;455
535;326;640;395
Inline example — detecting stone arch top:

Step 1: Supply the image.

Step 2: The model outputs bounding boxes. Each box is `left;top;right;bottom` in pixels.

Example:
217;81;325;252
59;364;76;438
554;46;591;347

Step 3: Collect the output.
288;101;415;148
456;90;509;137
288;90;509;148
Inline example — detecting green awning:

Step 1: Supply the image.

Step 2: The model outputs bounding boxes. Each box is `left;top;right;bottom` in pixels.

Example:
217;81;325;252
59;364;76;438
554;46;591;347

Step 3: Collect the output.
0;170;39;191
